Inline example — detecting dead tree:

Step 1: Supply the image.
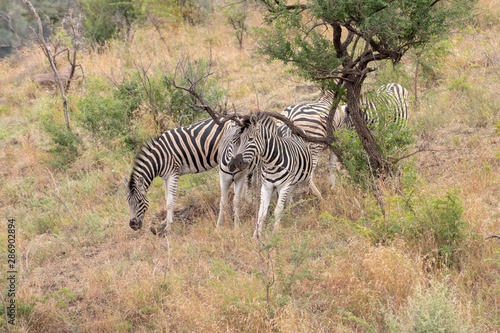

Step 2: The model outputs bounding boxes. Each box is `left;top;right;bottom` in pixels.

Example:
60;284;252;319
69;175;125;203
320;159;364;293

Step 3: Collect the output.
21;0;72;131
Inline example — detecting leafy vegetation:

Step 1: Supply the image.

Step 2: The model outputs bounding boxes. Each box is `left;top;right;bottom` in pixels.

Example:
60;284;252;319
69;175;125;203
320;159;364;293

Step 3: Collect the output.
0;0;498;332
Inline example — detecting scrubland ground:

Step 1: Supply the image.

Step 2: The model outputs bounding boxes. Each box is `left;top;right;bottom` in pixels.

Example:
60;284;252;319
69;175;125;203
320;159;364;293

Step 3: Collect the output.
0;1;499;332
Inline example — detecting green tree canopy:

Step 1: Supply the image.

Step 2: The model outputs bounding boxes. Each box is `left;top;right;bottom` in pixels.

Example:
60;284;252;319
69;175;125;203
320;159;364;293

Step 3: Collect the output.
257;0;476;172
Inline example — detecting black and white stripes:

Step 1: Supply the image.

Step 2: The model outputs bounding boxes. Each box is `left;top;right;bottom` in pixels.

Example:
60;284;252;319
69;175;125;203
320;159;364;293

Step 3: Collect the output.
127;117;225;232
345;83;409;131
126;83;410;235
229;113;322;238
279;90;347;187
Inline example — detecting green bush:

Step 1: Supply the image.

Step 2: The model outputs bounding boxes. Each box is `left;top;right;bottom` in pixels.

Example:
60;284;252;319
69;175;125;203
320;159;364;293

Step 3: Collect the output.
366;189;467;268
82;0;141;45
336;101;415;188
77;76;139;150
42;118;82;169
116;60;226;130
77;62;226;150
384;281;470;333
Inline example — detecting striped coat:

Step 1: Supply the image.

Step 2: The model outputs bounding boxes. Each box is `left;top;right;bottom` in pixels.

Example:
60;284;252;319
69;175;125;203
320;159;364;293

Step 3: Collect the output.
127;117;226;233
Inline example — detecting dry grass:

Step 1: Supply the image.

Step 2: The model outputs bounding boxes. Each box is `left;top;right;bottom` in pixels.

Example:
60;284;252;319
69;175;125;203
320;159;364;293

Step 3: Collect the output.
0;2;499;332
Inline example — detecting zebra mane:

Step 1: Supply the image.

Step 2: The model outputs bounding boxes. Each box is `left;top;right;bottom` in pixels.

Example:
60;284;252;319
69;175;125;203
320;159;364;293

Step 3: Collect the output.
128;137;160;191
240;112;275;129
316;90;335;104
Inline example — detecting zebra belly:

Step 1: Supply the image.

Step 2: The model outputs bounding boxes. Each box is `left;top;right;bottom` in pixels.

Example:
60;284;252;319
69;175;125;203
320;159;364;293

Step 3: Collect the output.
179;162;216;175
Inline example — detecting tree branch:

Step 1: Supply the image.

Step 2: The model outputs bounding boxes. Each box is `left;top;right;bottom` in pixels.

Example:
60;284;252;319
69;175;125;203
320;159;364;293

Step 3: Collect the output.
21;0;72;131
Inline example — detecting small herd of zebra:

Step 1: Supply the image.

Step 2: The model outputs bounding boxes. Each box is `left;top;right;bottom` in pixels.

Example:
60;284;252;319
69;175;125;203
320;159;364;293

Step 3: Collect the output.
126;83;409;238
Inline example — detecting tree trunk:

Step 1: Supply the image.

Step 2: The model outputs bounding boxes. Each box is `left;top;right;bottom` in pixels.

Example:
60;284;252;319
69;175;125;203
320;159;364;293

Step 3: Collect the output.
344;78;386;173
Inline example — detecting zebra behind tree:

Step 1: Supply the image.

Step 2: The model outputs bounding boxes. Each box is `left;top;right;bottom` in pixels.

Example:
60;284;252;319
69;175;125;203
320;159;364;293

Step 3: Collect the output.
126;117;227;233
344;83;409;131
229;112;322;239
279;90;347;188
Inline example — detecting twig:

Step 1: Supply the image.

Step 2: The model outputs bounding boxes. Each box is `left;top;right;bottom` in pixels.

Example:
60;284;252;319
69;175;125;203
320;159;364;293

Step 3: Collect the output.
45;167;76;222
0;292;10;333
251;78;260;112
366;154;385;217
485;235;500;242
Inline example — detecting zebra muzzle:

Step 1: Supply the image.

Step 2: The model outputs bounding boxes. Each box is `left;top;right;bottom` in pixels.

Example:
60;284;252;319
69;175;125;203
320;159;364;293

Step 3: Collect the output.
129;217;142;230
229;154;248;172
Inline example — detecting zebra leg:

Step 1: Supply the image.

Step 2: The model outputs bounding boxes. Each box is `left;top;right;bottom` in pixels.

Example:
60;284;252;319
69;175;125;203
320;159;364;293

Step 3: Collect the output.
253;182;273;239
286;186;295;206
309;178;323;200
328;151;338;188
244;172;253;204
273;185;291;232
163;173;180;232
233;173;246;228
217;172;233;228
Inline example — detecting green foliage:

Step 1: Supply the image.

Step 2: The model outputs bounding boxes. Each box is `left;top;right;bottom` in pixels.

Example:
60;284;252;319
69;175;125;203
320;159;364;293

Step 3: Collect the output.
77;61;225;150
81;0;141;45
77;76;139;150
257;0;476;87
41;114;82;168
384;281;470;332
144;0;213;27
223;1;249;49
335;105;415;187
368;189;467;268
116;59;225;128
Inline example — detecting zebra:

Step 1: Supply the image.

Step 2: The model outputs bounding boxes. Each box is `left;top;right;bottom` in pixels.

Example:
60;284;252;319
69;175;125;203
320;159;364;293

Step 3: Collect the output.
229;112;322;238
344;83;409;131
217;120;261;228
126;117;235;234
278;90;347;188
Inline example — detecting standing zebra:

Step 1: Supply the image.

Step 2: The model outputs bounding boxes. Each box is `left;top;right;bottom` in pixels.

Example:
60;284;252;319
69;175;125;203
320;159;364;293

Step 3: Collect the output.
279;90;347;188
344;83;409;131
229;113;321;238
126;117;229;233
217;121;260;228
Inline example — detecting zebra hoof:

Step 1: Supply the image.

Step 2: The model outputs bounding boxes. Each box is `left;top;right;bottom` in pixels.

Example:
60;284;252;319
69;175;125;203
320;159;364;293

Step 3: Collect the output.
150;223;168;236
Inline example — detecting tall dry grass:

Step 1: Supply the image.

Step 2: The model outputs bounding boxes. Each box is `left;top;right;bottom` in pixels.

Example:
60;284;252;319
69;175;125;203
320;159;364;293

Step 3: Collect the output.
0;1;499;332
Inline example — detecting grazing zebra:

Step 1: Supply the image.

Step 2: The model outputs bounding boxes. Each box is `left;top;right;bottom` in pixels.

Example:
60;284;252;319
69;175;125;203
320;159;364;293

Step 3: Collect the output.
344;83;409;131
126;117;228;233
229;113;321;238
279;90;347;188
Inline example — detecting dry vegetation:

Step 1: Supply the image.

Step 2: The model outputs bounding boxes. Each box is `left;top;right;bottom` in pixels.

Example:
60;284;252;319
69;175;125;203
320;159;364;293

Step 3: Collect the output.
0;1;499;332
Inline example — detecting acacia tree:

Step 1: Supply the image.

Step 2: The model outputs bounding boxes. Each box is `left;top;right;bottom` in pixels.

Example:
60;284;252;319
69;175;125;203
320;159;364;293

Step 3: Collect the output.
257;0;475;174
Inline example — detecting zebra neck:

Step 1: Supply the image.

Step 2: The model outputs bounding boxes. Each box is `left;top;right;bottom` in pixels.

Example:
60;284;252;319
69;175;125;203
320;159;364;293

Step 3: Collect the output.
260;131;285;166
131;138;163;191
129;170;154;193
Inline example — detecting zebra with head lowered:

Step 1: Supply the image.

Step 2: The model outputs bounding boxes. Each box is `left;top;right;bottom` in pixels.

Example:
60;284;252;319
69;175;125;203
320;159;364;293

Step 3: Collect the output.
229;112;322;238
126;116;251;234
344;83;409;131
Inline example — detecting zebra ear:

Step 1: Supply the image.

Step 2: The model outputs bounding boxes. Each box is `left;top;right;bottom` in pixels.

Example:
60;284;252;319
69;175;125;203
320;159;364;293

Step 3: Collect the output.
136;176;146;193
250;114;258;127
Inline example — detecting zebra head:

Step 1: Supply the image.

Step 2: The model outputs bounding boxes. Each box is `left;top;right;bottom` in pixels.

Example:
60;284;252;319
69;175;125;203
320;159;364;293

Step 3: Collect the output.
126;175;150;230
229;113;272;172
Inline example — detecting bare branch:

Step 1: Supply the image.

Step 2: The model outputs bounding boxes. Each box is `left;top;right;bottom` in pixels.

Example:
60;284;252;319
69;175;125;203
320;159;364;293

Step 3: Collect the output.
21;0;72;131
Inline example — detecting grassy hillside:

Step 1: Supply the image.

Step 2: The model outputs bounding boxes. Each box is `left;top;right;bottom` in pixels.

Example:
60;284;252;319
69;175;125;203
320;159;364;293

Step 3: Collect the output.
0;1;499;332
